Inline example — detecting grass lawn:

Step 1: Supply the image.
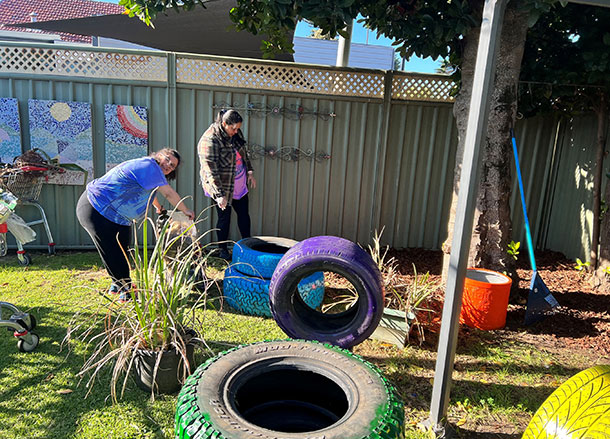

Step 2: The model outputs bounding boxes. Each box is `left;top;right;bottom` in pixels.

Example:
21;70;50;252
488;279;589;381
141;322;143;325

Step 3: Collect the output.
0;251;600;438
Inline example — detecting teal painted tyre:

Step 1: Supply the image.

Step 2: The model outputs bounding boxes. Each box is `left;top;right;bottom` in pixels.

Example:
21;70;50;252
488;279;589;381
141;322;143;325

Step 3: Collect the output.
223;264;324;317
175;340;405;439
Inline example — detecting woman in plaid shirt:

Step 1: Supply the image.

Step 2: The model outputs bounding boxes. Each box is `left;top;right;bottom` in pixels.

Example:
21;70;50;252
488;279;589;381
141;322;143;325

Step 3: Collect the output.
198;110;256;260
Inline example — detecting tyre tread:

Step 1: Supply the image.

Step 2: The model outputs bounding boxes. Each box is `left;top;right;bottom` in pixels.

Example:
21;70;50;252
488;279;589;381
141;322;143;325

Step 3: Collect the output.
175;340;404;439
522;365;610;439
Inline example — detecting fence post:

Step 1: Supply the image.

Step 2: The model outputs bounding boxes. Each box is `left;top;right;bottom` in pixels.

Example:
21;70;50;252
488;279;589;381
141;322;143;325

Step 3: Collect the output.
370;70;394;236
167;52;177;148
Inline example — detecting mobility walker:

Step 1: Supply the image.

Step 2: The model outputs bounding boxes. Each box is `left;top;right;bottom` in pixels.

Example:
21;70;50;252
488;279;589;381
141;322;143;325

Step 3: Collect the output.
0;302;39;352
0;166;56;265
0;188;40;352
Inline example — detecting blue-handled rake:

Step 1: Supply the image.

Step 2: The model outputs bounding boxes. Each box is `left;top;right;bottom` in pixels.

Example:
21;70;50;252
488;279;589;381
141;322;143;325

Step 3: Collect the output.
511;128;560;325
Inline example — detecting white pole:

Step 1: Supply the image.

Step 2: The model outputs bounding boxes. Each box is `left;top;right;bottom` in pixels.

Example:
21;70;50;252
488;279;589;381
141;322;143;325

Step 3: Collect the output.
335;21;353;67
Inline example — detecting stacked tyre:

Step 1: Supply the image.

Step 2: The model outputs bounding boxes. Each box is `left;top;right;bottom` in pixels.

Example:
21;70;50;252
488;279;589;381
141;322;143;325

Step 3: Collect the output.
223;237;324;317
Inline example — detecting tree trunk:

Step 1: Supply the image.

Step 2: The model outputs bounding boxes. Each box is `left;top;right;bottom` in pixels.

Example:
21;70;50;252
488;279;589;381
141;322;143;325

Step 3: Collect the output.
442;4;530;286
591;92;608;271
594;94;610;290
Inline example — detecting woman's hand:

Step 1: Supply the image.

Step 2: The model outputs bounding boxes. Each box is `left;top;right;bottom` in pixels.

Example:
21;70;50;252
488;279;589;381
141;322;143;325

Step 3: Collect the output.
247;174;256;189
183;209;195;221
216;196;228;210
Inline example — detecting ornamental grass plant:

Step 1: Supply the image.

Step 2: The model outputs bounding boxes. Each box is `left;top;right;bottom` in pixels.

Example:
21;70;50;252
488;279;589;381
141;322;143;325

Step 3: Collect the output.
368;228;440;344
64;206;217;402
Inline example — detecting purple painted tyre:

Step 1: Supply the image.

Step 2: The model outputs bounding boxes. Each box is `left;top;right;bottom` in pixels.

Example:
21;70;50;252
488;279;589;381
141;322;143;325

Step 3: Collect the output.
269;236;384;348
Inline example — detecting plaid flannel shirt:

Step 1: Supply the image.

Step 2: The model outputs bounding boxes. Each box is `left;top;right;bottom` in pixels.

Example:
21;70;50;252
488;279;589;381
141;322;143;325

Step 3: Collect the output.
197;122;252;204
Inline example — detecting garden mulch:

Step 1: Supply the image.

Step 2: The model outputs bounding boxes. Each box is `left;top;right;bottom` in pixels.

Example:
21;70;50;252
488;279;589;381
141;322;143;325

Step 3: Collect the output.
384;248;610;357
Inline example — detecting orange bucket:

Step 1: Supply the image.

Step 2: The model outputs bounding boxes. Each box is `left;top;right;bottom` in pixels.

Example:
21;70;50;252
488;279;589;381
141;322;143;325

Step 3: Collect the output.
460;268;512;330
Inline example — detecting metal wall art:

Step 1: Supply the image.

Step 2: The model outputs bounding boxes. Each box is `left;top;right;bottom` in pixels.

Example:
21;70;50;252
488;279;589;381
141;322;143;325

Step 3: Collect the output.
247;143;331;162
212;102;336;121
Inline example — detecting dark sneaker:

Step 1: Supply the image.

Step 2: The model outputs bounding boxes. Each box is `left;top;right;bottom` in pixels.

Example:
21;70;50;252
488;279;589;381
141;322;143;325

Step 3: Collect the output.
218;248;231;261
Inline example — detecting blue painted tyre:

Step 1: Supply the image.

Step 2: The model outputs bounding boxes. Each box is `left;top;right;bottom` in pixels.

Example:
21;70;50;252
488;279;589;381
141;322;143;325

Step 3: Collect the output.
223;264;324;317
270;236;384;348
231;236;298;278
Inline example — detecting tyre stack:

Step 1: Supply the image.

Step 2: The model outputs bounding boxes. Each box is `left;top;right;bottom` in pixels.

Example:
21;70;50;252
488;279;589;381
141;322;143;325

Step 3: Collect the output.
223;236;324;317
178;237;403;439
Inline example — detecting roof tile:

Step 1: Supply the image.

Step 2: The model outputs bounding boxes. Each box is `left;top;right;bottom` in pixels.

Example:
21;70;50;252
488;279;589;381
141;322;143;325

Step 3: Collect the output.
0;0;124;43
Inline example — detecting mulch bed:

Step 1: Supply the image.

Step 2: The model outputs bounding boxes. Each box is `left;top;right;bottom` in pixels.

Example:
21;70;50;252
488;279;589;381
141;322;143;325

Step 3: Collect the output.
384;248;610;358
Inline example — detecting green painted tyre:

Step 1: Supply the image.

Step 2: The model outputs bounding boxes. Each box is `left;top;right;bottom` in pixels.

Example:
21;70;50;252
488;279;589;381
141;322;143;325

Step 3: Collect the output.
175;340;404;439
522;365;610;439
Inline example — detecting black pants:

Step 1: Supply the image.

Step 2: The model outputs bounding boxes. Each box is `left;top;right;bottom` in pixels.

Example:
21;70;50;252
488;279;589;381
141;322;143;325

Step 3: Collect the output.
76;191;131;287
216;194;251;250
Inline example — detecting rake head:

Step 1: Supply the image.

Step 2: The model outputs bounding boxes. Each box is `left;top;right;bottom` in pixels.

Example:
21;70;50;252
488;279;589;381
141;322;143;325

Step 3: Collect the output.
524;271;560;325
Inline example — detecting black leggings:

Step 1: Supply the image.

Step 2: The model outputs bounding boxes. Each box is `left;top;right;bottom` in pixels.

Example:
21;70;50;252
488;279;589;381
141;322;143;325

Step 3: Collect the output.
76;192;131;287
216;194;251;250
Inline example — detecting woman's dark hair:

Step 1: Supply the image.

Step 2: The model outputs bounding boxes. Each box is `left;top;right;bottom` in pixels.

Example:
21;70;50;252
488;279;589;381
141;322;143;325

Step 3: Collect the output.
152;147;181;181
215;109;243;126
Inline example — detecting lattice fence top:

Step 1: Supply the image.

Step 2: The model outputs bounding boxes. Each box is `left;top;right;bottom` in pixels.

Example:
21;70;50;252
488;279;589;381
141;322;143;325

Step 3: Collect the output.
177;57;386;99
0;43;454;103
392;74;454;103
0;45;167;81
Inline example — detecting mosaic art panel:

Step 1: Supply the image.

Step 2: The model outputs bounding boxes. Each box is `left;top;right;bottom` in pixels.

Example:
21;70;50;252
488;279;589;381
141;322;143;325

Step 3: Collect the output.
0;98;22;164
28;99;92;185
104;104;148;171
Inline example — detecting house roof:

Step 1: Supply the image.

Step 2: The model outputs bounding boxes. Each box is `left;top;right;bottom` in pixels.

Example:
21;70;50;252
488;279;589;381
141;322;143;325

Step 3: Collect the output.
0;0;123;43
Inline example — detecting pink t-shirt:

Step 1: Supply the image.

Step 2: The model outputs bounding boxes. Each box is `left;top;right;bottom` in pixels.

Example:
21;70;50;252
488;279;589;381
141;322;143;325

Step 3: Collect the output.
233;151;248;200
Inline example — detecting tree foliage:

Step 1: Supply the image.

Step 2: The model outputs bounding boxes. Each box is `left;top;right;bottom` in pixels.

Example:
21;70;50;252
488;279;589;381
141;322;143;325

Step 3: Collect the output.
519;2;610;117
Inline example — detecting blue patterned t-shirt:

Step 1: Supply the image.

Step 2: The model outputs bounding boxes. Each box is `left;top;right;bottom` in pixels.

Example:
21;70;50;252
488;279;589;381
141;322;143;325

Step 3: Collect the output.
87;157;167;226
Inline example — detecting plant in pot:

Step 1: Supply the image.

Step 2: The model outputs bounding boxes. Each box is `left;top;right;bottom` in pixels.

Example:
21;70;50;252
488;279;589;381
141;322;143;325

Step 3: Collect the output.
65;207;215;401
367;229;439;348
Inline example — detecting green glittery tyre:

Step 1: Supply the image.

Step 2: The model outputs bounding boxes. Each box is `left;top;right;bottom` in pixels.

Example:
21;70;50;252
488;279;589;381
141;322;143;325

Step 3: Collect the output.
175;340;405;439
522;364;610;439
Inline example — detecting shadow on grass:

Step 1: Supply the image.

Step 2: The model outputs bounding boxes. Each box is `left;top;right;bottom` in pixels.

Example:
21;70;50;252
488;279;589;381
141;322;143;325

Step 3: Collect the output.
455;430;521;439
1;250;104;272
0;304;208;439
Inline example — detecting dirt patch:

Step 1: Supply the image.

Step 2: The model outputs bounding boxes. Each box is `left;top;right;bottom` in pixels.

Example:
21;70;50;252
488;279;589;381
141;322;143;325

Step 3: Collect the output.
382;248;610;357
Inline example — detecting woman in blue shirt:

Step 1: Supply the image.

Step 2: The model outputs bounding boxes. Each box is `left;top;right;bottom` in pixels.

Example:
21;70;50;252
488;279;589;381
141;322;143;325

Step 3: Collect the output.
76;148;195;301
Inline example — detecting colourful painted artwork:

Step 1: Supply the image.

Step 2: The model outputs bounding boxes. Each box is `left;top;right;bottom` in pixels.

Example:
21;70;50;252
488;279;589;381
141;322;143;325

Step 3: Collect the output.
28;99;92;185
0;98;22;165
104;104;148;171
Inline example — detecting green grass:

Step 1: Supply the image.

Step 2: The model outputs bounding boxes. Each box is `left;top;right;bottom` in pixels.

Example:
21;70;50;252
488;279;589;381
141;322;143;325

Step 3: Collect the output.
0;251;595;438
0;251;283;439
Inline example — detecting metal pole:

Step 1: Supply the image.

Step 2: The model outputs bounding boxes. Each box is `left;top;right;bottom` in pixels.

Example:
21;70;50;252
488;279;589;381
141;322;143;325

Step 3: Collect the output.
335;21;353;67
424;0;507;435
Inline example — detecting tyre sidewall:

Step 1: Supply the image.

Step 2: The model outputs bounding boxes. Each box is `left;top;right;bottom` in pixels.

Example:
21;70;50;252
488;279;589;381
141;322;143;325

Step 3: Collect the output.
232;237;298;278
270;237;384;347
193;340;394;439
